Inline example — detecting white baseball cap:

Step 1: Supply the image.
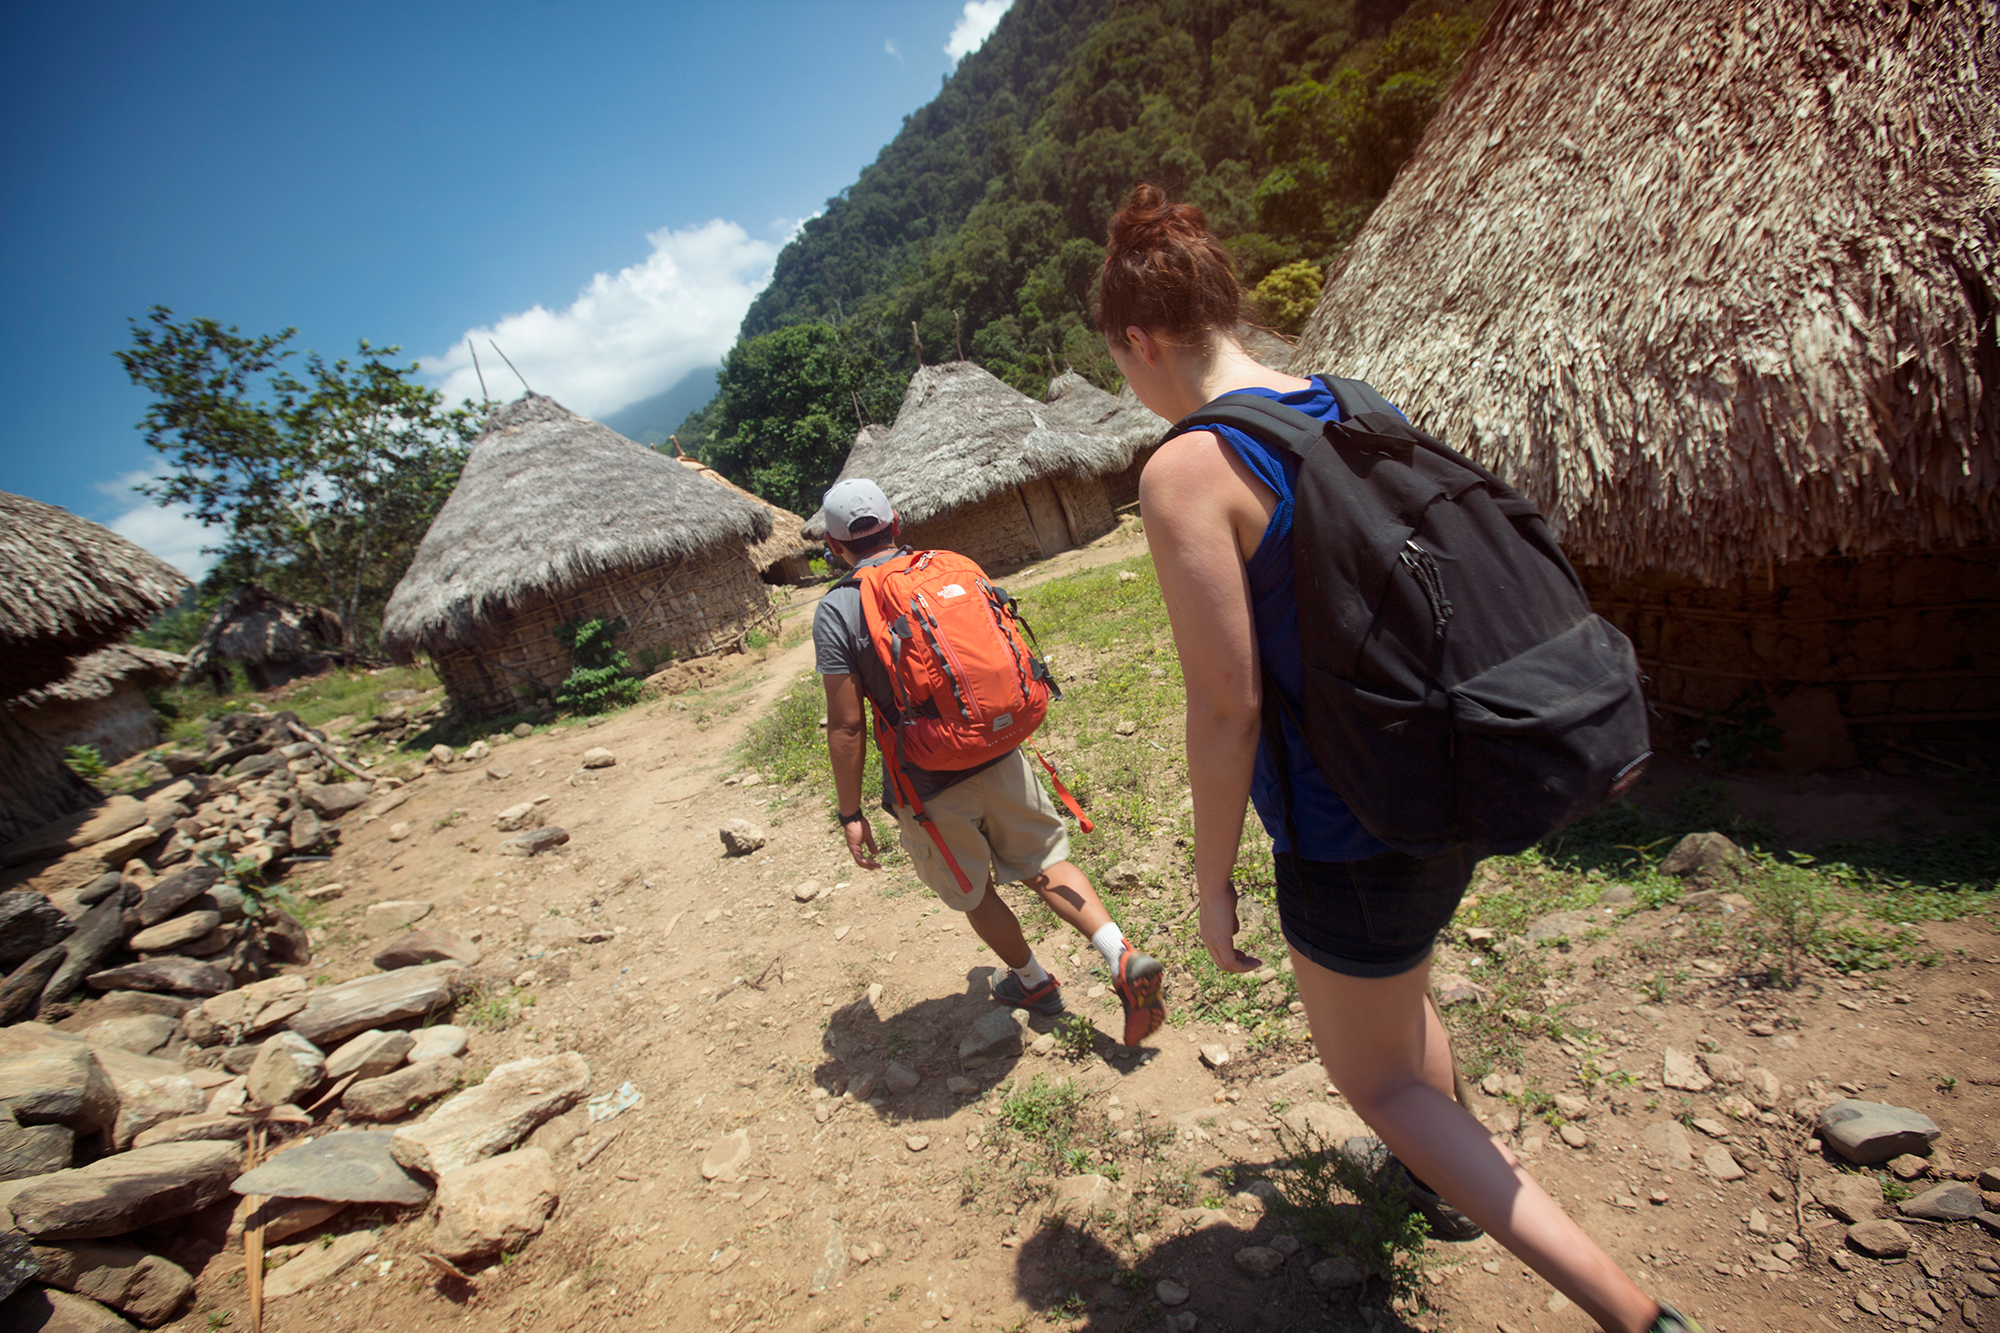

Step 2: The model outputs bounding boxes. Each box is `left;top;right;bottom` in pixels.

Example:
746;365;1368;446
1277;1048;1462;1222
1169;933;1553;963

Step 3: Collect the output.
822;478;892;541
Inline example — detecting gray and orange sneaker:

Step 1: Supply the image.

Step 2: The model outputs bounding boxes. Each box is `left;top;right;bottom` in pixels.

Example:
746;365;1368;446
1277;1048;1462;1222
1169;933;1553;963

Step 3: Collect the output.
1111;947;1166;1046
992;969;1066;1016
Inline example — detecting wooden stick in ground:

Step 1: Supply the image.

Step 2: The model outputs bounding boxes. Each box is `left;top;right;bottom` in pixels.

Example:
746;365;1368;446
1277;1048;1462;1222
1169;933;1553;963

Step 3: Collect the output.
284;720;373;782
245;1125;266;1333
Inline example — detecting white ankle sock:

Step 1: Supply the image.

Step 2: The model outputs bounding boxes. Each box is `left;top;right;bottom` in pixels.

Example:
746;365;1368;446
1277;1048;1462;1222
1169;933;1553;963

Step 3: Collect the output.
1012;955;1050;988
1090;922;1127;969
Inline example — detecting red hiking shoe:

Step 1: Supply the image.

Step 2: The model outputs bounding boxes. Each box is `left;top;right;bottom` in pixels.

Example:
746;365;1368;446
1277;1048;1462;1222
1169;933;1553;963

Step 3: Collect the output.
1112;947;1166;1046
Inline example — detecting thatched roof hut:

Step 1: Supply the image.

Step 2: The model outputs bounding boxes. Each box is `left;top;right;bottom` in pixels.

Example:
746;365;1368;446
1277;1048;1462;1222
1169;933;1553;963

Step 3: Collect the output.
382;394;776;717
1290;0;1999;748
1040;372;1169;510
0;490;188;843
670;451;817;584
183;584;342;692
803;362;1138;569
11;645;187;767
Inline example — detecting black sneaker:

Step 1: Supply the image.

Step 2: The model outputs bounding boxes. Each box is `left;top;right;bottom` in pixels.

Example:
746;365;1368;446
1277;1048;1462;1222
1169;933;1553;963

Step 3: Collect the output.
992;969;1066;1016
1649;1302;1704;1333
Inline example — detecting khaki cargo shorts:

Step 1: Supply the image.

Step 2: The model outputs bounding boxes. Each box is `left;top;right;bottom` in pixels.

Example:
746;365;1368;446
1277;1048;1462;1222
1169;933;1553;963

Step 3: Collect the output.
891;748;1070;911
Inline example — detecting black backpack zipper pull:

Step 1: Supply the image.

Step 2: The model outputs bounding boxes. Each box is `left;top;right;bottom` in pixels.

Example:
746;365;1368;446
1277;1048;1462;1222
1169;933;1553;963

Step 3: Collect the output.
1399;539;1454;639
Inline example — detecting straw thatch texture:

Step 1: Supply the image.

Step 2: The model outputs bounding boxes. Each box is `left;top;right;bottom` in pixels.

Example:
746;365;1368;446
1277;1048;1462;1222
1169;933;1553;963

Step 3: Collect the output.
1289;0;2000;584
673;456;816;581
801;362;1134;566
0;491;189;700
9;645;187;769
383;394;772;654
1042;373;1169;510
182;584;342;684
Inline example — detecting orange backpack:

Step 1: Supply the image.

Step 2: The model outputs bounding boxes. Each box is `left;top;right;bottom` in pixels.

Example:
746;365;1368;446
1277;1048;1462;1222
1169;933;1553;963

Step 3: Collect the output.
845;549;1091;891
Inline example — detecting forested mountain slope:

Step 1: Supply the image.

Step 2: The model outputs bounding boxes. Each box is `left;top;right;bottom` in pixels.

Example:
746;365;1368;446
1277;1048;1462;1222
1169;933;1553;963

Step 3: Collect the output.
683;0;1490;516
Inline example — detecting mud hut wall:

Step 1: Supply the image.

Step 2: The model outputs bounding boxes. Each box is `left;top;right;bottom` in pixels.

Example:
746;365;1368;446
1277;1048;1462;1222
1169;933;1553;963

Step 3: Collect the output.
1101;446;1159;511
0;709;96;846
1052;475;1115;546
431;545;772;716
13;685;165;767
900;491;1045;572
1585;547;2000;724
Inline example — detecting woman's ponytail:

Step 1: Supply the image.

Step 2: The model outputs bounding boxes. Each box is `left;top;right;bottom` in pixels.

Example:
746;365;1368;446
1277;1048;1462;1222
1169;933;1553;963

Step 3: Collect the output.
1093;183;1247;344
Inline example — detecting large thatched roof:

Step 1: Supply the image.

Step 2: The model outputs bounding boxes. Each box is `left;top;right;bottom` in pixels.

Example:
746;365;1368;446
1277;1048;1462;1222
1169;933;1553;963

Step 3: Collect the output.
802;362;1142;539
183;584;342;677
1290;0;2000;583
1040;372;1169;456
382;394;773;654
11;645;187;709
0;490;189;700
672;455;816;572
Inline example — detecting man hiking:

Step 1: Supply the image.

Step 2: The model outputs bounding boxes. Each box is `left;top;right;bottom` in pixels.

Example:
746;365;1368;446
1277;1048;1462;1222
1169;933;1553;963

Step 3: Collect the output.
814;477;1167;1046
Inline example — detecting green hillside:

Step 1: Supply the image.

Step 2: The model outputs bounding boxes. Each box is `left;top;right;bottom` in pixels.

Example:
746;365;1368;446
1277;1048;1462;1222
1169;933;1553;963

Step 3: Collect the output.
683;0;1490;515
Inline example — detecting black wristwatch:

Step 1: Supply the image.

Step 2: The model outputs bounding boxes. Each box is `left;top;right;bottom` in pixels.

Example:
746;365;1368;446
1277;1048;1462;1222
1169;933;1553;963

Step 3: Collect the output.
838;810;866;827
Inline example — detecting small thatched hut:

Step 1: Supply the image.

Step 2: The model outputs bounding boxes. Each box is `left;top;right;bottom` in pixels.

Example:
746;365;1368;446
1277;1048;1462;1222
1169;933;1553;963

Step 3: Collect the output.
803;362;1135;569
1040;372;1169;510
0;490;188;843
12;645;187;766
382;394;775;717
1290;0;1999;755
670;449;817;584
183;584;342;692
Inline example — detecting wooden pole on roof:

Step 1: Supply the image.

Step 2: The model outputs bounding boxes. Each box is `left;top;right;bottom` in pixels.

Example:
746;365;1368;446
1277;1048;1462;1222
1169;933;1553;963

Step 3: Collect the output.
911;322;924;366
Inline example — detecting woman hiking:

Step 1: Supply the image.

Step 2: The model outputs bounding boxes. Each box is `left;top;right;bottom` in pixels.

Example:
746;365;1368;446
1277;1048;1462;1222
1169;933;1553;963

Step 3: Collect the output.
1097;182;1702;1333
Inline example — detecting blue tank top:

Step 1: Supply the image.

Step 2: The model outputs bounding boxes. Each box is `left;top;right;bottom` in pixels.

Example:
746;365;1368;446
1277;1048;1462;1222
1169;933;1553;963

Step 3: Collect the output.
1206;377;1392;863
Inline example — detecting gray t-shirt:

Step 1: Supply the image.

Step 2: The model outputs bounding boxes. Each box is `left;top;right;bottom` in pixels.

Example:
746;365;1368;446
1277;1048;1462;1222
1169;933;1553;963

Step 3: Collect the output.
812;548;1007;808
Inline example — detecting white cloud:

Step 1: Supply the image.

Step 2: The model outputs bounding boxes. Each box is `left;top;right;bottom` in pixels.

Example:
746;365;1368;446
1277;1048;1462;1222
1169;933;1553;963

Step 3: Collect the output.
885;37;903;61
96;471;216;582
945;0;1011;61
423;219;786;419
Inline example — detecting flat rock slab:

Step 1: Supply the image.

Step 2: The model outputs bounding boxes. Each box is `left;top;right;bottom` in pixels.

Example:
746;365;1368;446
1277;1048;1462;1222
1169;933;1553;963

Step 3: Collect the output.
0;1231;36;1305
958;1010;1023;1069
360;901;432;937
1846;1218;1914;1258
1053;1173;1113;1213
90;1045;203;1152
373;929;480;970
300;783;373;819
1815;1173;1884;1223
1819;1100;1942;1166
246;1032;325;1110
130;1115;255;1151
499;827;569;857
407;1026;467;1063
132;867;221;930
231;1129;430;1205
41;894;132;1008
431;1148;560;1265
263;1229;376;1299
193;976;310;1043
323;1029;414;1082
288;962;468;1048
343;1056;463;1122
31;1239;194;1327
85;958;230;998
1641;1119;1695;1171
0;892;77;971
1661;1047;1712;1092
390;1052;589;1178
0;1032;116;1135
1234;1244;1285;1278
0;1120;73;1183
8;1140;241;1240
0;797;148;869
76;1016;175;1057
1898;1182;1984;1221
126;912;218;955
0;1285;136;1331
701;1129;751;1183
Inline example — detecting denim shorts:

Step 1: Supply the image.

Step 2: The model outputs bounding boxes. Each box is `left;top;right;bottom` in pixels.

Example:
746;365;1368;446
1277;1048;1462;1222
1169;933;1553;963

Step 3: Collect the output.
1274;846;1476;978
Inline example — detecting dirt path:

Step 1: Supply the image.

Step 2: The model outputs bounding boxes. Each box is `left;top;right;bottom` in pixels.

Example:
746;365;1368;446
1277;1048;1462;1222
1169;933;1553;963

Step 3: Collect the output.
167;528;2000;1333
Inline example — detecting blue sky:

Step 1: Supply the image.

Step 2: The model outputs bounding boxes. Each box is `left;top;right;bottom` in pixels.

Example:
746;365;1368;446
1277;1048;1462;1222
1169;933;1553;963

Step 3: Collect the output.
0;0;1014;577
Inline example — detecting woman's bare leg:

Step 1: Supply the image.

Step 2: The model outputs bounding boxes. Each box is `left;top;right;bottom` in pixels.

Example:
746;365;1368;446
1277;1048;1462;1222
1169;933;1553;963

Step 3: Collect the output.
1290;944;1660;1333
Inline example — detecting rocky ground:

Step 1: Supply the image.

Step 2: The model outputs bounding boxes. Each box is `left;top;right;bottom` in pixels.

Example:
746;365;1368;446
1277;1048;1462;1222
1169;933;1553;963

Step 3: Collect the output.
0;533;1995;1333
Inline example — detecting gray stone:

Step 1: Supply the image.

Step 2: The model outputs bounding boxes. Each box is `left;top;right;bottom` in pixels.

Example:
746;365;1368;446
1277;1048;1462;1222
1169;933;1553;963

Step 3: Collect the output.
84;958;230;998
262;1228;376;1299
1053;1173;1112;1211
40;893;132;1007
1660;831;1745;878
0;1029;116;1136
0;946;70;1024
0;892;77;971
0;1286;136;1331
287;961;469;1047
1310;1256;1365;1289
1526;910;1597;945
301;782;372;818
1699;1051;1745;1084
342;1056;463;1122
1845;1218;1914;1258
131;867;221;929
1703;1146;1745;1181
1641;1119;1695;1171
228;1196;347;1246
430;1148;560;1264
493;802;540;832
191;976;309;1044
1897;1181;1983;1221
1156;1279;1189;1306
700;1129;751;1183
372;929;480;970
75;1017;174;1057
323;1029;415;1082
287;807;330;852
1268;1060;1330;1100
1818;1099;1942;1166
718;820;766;857
1815;1173;1884;1223
1199;1044;1231;1069
0;1117;72;1182
579;748;616;769
1662;1047;1712;1092
883;1062;921;1093
499;827;569;857
0;797;150;870
512;723;533;739
1743;1067;1783;1110
231;1128;429;1204
245;1032;325;1109
129;1115;254;1150
8;1141;241;1240
89;1046;202;1152
360;900;431;935
0;1232;36;1306
957;1009;1023;1069
389;1052;590;1178
1234;1244;1284;1278
406;1026;467;1063
1597;883;1636;905
31;1240;193;1327
125;912;219;955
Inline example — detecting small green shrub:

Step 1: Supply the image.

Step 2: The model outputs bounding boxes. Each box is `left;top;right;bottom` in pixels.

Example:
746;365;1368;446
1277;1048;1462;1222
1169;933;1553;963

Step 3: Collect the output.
1054;1013;1096;1060
1266;1123;1431;1303
63;745;107;781
554;617;645;715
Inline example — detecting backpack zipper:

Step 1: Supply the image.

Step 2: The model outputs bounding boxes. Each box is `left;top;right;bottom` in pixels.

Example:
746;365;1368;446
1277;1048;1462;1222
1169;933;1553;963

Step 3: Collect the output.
1399;539;1454;639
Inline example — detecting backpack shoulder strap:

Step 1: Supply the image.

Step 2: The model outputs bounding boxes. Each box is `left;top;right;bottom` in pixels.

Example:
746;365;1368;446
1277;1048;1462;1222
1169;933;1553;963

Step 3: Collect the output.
1162;392;1327;458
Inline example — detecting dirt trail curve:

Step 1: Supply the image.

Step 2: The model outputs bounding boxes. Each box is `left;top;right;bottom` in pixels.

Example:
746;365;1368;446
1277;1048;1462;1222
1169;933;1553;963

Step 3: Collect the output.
177;529;1999;1333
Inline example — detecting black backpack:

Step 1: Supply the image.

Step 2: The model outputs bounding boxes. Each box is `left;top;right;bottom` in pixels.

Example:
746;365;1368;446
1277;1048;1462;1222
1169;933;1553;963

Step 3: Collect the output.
1167;378;1651;857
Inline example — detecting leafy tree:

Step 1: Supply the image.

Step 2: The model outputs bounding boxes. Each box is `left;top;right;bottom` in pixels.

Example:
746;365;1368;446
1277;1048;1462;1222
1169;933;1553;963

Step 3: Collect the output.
1250;259;1325;336
118;307;480;655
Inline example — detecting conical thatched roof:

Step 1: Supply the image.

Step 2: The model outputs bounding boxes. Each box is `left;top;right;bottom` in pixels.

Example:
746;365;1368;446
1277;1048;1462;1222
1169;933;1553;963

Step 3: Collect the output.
382;394;773;654
12;645;187;709
0;490;189;700
802;362;1141;539
182;584;342;678
672;455;816;573
1290;0;1999;583
1040;372;1169;455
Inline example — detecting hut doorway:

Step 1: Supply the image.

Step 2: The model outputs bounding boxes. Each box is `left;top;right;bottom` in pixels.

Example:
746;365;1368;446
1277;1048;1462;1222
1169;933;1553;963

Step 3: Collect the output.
1018;478;1072;558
